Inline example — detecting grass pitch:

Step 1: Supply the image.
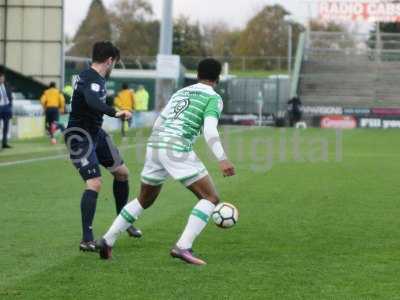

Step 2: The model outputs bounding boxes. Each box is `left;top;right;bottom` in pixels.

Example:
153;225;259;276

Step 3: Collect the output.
0;127;400;299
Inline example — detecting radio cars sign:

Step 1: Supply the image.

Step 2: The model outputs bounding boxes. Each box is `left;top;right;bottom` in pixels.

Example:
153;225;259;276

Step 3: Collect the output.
321;116;357;129
319;1;400;23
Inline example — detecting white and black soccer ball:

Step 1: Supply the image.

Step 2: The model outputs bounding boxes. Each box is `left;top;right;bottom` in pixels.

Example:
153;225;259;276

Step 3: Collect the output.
212;202;239;229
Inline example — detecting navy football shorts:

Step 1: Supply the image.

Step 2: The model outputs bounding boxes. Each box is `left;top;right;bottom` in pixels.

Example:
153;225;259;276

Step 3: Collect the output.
65;128;124;181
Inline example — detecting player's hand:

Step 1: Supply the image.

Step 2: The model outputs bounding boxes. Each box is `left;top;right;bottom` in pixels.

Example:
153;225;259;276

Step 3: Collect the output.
116;110;132;120
219;160;235;177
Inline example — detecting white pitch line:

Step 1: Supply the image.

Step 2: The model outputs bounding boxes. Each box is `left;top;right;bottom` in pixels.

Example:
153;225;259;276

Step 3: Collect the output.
0;154;67;167
0;126;260;168
0;144;139;168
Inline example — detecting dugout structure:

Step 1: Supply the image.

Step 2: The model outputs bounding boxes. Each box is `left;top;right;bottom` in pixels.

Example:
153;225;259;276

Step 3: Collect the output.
0;0;64;87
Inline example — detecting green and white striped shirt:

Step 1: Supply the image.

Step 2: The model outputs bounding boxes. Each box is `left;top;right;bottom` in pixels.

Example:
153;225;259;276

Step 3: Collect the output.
148;83;223;152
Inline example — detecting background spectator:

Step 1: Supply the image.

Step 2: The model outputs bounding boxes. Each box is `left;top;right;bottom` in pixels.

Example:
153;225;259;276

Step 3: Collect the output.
63;84;74;105
0;69;13;149
287;96;302;127
135;85;149;111
40;82;65;144
114;83;135;137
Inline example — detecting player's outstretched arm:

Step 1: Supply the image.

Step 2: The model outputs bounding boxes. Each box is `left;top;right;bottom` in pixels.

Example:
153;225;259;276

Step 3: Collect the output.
203;116;235;177
83;83;118;117
115;110;132;120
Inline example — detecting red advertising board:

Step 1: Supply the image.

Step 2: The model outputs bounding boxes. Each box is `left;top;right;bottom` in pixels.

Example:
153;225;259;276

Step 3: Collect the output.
371;108;400;116
319;1;400;23
321;116;357;129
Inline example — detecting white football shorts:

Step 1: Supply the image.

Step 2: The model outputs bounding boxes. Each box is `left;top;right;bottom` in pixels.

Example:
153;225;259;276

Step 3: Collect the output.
141;147;209;187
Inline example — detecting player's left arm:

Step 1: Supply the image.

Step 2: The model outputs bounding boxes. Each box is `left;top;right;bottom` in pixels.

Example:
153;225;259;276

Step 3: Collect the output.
83;81;132;119
203;96;235;177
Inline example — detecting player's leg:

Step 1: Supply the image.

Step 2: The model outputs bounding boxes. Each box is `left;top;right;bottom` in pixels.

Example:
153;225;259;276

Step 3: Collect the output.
47;109;58;143
96;130;130;214
99;147;168;259
111;163;142;238
171;175;219;265
99;182;163;259
96;131;142;238
2;116;10;147
65;129;101;251
44;109;51;137
159;149;218;265
103;182;162;245
95;129;142;238
80;176;102;251
111;164;130;214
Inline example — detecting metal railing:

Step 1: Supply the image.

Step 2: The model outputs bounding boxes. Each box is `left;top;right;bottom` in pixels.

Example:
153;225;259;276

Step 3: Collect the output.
65;56;292;74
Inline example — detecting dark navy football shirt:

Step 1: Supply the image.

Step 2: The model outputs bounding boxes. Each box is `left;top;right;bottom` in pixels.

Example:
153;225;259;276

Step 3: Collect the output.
68;68;116;134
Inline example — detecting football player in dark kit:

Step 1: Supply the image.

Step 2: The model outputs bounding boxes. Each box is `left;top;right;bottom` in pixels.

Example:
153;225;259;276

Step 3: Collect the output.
65;41;142;252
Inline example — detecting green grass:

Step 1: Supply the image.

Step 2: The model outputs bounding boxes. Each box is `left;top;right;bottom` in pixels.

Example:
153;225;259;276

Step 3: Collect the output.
1;127;400;299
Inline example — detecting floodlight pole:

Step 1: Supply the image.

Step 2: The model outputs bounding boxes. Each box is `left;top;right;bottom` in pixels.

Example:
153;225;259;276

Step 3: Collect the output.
155;0;174;112
159;0;173;55
284;15;294;84
288;23;293;77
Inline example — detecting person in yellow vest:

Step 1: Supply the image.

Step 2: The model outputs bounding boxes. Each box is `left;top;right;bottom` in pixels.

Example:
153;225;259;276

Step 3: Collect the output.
63;84;74;104
135;85;149;111
40;82;65;144
114;83;135;137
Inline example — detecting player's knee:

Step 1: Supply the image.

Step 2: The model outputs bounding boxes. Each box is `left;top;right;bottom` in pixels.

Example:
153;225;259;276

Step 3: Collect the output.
113;165;129;181
86;178;102;192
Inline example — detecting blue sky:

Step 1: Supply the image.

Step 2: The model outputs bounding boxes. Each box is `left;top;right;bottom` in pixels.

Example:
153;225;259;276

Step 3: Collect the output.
65;0;313;36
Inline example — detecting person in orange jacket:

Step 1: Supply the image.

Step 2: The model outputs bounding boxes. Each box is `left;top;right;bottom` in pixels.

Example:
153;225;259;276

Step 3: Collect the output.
40;82;65;144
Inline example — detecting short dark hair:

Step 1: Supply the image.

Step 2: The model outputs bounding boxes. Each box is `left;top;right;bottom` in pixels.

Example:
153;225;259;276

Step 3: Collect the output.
0;68;5;77
49;82;56;88
197;58;222;82
92;41;120;63
122;83;129;90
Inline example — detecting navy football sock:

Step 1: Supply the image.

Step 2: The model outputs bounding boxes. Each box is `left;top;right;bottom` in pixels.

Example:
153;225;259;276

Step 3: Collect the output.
113;180;129;214
80;190;98;242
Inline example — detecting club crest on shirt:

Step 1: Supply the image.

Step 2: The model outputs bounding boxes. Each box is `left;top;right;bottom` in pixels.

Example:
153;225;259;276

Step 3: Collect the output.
174;98;190;119
91;83;100;92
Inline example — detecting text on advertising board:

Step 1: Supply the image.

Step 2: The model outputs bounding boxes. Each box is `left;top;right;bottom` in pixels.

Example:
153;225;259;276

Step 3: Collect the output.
321;116;357;129
319;1;400;23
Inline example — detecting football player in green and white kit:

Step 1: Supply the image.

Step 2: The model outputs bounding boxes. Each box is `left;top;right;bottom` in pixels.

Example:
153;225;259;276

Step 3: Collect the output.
99;58;235;265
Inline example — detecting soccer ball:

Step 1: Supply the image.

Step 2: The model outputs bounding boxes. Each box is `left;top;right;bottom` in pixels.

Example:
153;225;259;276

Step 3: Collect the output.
212;202;239;228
